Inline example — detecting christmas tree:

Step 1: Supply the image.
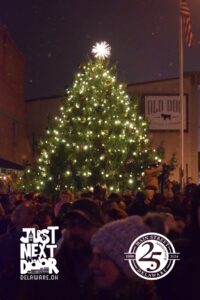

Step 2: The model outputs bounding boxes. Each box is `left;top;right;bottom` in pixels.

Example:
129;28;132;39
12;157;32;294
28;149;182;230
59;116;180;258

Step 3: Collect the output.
23;42;160;195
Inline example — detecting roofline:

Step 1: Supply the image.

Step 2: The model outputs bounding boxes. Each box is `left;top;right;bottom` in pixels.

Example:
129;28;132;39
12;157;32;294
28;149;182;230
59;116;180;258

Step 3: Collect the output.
0;24;24;62
0;158;24;170
26;72;200;101
127;72;200;87
26;94;62;102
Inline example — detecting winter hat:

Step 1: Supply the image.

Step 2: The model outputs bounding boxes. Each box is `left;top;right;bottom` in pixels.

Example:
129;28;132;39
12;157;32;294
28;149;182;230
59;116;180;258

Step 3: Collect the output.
91;216;150;278
65;198;104;227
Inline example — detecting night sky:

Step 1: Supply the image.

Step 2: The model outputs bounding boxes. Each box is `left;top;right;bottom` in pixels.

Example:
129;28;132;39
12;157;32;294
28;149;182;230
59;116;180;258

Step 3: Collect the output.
0;0;200;99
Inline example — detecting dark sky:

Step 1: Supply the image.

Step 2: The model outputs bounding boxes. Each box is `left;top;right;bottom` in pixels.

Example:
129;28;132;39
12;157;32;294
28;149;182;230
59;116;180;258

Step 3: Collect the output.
0;0;200;99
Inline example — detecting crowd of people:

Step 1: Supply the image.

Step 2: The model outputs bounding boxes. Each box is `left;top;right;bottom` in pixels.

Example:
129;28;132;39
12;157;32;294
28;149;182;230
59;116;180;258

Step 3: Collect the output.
0;180;199;300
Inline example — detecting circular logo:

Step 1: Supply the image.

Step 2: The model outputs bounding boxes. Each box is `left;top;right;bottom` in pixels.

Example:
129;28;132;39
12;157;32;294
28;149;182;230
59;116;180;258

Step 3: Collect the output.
124;232;180;280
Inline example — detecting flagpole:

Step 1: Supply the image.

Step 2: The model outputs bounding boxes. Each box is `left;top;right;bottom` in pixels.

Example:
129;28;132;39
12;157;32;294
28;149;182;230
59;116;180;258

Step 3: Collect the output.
179;0;184;189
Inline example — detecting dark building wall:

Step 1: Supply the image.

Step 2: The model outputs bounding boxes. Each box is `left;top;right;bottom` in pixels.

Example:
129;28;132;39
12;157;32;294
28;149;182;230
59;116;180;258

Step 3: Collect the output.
0;25;31;165
26;96;61;156
128;74;200;183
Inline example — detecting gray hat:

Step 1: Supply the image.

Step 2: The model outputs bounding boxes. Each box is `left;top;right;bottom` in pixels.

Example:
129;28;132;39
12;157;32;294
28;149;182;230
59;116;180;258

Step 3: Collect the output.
91;216;149;278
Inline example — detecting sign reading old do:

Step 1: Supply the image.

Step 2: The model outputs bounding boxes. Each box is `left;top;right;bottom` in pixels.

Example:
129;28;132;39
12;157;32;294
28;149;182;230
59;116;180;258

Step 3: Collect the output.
144;95;188;131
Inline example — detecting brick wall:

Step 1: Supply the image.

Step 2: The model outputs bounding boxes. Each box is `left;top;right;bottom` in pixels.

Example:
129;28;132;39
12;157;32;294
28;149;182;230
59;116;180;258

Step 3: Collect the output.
0;26;31;165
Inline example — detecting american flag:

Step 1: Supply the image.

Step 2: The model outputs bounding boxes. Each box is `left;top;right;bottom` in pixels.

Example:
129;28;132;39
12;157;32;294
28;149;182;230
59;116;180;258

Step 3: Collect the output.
180;0;193;47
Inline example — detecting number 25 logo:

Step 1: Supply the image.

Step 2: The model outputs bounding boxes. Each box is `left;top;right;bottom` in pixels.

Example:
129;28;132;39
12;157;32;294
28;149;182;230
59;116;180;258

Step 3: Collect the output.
139;242;162;271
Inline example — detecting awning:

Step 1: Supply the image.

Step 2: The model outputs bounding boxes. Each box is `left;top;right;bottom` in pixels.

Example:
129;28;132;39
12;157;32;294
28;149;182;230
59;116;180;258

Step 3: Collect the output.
0;158;24;170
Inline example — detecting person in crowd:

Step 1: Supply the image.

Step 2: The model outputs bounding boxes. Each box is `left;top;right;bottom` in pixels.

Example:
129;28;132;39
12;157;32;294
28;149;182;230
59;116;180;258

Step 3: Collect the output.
0;202;36;300
35;210;53;229
24;192;35;201
81;190;94;199
184;176;197;203
102;198;119;212
162;212;175;236
144;163;163;206
93;185;107;204
25;198;104;300
151;193;166;211
104;207;128;222
165;191;188;218
0;193;10;214
0;202;5;217
0;202;9;235
118;199;127;210
91;215;158;300
55;198;104;296
9;201;36;231
143;211;175;236
12;191;26;205
53;201;72;241
122;189;134;207
163;180;174;200
54;189;72;217
156;186;200;300
107;193;120;203
143;212;167;235
127;191;155;216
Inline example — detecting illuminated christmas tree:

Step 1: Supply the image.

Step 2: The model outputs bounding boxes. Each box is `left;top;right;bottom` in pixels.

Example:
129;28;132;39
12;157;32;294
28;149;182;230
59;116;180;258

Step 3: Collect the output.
24;42;160;194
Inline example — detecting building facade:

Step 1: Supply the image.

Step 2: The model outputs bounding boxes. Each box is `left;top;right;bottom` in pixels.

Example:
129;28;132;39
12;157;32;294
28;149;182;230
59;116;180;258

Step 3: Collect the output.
0;26;31;169
26;95;61;157
128;73;200;183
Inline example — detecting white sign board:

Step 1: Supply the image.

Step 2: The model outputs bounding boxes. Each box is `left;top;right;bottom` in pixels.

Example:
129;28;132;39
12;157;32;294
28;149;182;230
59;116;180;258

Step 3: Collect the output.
144;95;187;130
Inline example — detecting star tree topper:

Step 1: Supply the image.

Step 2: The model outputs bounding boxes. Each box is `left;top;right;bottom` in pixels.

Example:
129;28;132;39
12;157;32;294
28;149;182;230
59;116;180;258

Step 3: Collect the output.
92;41;111;60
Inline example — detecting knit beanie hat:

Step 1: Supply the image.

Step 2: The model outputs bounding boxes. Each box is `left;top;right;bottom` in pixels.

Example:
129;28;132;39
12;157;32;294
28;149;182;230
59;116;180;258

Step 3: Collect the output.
91;216;149;279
